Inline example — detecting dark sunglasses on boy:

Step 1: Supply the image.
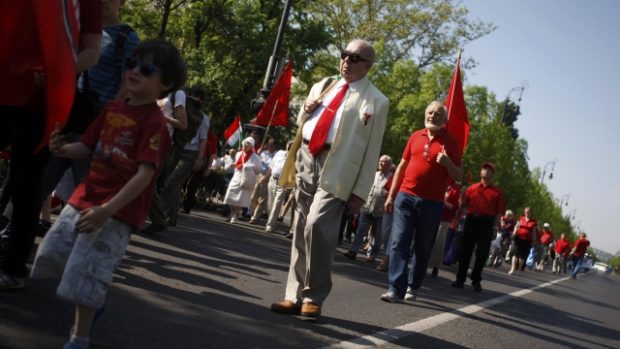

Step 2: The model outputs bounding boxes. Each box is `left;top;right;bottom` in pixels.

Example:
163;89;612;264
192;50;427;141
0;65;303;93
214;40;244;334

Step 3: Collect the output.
124;57;160;77
340;51;369;64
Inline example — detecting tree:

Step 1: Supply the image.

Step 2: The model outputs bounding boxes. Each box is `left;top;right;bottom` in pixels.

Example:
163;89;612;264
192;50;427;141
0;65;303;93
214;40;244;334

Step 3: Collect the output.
121;0;332;131
307;0;494;68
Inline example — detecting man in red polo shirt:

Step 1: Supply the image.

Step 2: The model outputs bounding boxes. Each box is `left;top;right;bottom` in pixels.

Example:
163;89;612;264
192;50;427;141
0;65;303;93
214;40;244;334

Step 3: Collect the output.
380;101;462;303
570;232;590;279
553;233;571;274
452;162;505;292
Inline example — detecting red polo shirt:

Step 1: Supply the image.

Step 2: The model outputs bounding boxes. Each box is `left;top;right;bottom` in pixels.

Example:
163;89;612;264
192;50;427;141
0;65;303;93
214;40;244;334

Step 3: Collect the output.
399;129;461;202
554;238;570;255
572;238;590;257
440;183;461;222
465;182;505;216
516;216;537;241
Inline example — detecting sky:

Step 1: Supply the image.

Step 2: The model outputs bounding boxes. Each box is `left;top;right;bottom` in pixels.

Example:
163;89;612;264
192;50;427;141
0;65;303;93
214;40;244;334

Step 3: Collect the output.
461;0;620;255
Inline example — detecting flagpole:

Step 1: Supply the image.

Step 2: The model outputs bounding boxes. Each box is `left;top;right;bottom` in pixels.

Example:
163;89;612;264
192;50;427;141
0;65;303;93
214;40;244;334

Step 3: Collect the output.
447;49;462;121
260;99;279;151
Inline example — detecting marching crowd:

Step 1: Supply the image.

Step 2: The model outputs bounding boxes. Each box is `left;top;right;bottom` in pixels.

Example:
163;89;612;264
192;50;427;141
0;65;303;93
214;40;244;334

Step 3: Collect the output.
0;2;592;349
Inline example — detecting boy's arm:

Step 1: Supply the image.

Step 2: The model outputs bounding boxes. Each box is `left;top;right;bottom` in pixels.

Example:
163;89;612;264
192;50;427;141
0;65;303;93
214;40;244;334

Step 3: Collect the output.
75;163;156;233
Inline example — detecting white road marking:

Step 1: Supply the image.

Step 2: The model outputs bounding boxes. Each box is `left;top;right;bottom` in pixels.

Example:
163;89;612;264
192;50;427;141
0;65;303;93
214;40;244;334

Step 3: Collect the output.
324;276;571;349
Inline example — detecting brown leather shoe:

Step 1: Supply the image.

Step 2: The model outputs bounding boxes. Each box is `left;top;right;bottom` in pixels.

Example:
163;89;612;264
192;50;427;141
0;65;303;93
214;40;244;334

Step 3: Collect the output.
300;302;321;317
270;300;301;315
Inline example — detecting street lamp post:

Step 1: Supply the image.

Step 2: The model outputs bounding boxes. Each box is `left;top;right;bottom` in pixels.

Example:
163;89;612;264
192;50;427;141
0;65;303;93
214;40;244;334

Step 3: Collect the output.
560;194;570;208
250;0;294;114
540;159;557;185
501;82;528;124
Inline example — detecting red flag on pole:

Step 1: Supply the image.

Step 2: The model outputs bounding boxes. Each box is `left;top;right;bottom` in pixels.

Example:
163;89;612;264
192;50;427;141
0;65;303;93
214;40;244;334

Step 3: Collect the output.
0;0;81;152
224;115;243;147
256;60;293;127
445;52;469;156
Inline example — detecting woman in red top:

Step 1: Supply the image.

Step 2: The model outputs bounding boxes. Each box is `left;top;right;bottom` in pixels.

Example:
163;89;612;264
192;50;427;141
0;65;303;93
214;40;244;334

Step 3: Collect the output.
508;207;538;275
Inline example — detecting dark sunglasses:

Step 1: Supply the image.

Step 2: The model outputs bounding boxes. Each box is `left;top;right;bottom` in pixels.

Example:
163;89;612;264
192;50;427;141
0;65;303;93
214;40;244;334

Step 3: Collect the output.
340;51;369;63
124;57;160;77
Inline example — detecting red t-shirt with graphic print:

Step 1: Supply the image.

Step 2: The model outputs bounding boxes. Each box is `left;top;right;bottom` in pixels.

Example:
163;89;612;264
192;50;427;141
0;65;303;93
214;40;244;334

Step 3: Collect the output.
69;101;171;229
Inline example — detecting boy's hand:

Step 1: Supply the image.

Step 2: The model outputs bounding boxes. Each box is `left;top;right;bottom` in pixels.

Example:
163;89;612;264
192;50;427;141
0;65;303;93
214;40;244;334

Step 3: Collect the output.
76;206;112;234
49;123;66;156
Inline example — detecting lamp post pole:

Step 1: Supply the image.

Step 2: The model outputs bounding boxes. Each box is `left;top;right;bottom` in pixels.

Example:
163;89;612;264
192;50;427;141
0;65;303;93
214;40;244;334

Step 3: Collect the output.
501;82;528;124
560;194;570;209
540;159;557;185
250;0;294;114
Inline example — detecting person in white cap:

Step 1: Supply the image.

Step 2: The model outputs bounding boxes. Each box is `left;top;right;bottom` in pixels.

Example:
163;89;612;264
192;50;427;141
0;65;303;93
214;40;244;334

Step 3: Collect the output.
223;137;263;223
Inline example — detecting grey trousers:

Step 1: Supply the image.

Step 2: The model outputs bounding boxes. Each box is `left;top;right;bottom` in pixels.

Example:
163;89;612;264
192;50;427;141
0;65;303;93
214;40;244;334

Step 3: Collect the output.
285;144;346;306
265;176;286;231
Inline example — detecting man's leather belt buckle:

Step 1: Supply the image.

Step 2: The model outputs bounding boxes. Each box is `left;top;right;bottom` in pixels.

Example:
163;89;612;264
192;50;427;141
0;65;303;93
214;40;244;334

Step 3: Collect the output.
302;138;331;151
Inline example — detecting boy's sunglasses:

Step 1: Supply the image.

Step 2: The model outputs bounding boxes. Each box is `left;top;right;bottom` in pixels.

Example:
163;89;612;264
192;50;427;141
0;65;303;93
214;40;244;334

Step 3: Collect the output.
124;57;160;77
340;51;369;63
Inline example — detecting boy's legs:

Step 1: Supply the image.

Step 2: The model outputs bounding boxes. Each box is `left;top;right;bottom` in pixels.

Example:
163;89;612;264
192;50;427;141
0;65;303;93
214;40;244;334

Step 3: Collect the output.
31;205;81;279
58;217;132;341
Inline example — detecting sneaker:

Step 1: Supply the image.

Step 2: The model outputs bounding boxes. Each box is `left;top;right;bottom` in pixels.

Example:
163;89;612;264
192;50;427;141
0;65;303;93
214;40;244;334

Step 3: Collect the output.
380;291;404;303
451;281;464;289
62;342;85;349
229;217;236;224
0;271;26;291
405;287;417;301
265;227;274;233
472;282;482;292
343;251;356;260
139;224;165;236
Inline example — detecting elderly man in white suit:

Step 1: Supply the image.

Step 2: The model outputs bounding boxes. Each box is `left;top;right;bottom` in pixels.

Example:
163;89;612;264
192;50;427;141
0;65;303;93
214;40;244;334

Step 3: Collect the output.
271;39;389;319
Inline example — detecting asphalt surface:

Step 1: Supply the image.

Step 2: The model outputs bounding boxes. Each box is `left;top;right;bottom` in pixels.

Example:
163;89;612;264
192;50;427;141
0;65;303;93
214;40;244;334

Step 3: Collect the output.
1;209;619;349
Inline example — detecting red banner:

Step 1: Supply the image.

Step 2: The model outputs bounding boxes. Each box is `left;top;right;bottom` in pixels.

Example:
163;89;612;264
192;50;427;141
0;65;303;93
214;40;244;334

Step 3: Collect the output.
445;53;469;156
256;61;293;127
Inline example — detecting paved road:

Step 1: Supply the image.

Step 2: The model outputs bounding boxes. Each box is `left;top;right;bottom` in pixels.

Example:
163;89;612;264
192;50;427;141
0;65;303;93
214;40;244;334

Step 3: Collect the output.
1;210;619;349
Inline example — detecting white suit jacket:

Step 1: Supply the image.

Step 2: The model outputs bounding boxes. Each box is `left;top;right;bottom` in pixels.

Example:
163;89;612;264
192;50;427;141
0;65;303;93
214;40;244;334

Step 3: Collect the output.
279;76;389;202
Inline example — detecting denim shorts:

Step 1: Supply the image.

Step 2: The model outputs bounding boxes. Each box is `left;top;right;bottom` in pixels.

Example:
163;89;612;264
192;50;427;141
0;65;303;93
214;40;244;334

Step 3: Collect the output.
31;205;131;308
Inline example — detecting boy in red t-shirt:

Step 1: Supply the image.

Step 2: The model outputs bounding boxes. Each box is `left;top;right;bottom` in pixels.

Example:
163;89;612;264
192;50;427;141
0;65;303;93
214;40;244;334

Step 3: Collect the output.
30;39;186;349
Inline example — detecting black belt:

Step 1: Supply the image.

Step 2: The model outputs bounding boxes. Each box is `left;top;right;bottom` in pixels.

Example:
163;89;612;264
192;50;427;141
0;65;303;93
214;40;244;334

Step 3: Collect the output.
302;138;331;151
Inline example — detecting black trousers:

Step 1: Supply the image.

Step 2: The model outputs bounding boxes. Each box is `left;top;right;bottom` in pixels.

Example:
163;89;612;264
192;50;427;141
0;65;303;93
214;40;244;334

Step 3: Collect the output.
0;106;49;277
456;214;495;283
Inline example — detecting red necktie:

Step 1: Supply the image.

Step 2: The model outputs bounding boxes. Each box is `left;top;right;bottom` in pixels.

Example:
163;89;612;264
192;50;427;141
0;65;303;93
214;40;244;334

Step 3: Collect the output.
308;82;349;157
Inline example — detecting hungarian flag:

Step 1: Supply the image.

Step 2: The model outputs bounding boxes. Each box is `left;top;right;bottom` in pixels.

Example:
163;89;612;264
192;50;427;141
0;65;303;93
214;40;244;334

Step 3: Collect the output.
444;52;469;156
256;60;293;127
224;115;242;147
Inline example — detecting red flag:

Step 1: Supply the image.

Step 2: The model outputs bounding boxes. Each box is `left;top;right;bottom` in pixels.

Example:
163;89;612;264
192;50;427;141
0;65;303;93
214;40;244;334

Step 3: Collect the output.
256;60;293;127
445;53;469;156
224;115;243;147
0;0;80;152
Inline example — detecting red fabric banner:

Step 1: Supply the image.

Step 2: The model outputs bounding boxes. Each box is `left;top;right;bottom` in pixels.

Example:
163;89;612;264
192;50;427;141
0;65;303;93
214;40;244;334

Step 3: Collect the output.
256;61;293;127
444;54;469;156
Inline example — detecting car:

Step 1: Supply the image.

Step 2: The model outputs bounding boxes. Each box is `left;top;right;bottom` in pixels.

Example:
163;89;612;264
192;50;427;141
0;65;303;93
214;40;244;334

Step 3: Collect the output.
593;262;613;273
